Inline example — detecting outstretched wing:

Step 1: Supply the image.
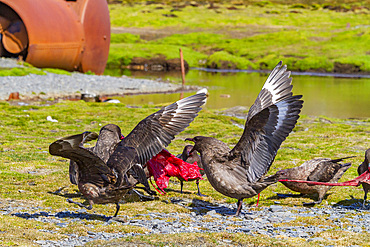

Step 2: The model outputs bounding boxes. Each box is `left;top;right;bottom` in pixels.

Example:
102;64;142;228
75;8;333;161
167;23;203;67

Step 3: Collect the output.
107;89;208;174
49;132;116;186
230;62;303;183
68;132;99;185
246;61;293;122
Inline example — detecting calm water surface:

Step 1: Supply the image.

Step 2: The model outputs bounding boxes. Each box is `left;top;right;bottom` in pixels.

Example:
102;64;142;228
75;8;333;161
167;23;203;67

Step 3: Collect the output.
106;69;370;119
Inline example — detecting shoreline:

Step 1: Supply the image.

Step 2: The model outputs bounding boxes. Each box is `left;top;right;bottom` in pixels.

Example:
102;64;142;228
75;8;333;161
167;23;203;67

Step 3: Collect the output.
0;71;195;101
193;67;370;79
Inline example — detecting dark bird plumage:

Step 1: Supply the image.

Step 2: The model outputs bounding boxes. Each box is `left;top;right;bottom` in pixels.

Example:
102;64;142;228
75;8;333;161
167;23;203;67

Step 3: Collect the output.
69;124;121;185
187;62;303;215
49;89;208;217
358;149;370;208
176;145;205;196
276;157;353;205
69;124;155;196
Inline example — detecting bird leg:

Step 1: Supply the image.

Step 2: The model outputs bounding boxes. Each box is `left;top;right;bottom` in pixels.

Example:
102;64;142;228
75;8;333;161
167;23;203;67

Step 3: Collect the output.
256;193;260;207
196;180;206;197
362;192;368;209
66;198;93;210
131;188;155;201
180;181;184;194
304;190;326;206
235;199;243;216
113;203;120;217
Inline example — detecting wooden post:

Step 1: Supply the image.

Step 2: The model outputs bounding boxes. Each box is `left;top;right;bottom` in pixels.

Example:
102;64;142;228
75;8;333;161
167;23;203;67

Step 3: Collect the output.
179;48;186;87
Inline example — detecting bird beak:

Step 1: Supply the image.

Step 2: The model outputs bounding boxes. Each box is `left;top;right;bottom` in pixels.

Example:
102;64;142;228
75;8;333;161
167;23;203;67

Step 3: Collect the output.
185;138;194;142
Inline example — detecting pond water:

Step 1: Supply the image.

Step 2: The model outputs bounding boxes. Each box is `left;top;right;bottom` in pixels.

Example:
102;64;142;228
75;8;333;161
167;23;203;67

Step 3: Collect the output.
105;69;370;119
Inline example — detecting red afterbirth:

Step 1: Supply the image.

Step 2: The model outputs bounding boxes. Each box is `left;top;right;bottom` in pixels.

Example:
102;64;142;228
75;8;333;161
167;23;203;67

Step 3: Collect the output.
146;149;203;194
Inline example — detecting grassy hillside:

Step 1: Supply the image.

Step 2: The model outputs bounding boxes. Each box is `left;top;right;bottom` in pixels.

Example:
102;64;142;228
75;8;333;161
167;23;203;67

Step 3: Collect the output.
107;1;370;73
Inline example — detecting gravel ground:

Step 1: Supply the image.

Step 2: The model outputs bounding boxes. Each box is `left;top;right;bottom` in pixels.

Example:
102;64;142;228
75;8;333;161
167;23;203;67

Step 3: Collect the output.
1;197;368;247
0;58;187;101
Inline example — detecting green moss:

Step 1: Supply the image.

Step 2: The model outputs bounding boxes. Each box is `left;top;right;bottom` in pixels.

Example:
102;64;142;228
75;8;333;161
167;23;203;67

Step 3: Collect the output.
43;68;71;75
108;43;207;67
290;3;308;9
111;33;141;44
294;57;334;72
0;67;46;76
107;2;370;73
311;4;321;10
254;1;272;7
335;55;370;71
206;51;257;70
153;32;227;47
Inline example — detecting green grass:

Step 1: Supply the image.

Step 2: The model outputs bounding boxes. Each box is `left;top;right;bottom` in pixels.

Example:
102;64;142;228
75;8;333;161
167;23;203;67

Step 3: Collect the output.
107;2;370;72
0;67;46;76
0;67;72;77
108;42;207;67
0;99;369;245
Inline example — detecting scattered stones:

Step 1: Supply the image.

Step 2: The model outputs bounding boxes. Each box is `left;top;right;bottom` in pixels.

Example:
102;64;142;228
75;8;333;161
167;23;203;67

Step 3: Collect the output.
1;197;367;246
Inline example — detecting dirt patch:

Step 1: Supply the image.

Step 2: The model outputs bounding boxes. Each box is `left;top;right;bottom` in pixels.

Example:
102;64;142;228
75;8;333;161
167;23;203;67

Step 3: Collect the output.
111;25;291;41
111;27;196;41
207;60;238;70
334;62;361;74
125;56;189;71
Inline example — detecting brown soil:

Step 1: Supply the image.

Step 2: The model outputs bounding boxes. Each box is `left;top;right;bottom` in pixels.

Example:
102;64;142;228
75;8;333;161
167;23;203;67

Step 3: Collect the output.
126;55;189;72
333;62;361;74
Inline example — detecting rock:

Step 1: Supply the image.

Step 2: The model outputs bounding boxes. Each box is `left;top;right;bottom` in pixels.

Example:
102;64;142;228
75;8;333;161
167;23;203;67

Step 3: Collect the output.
268;205;284;212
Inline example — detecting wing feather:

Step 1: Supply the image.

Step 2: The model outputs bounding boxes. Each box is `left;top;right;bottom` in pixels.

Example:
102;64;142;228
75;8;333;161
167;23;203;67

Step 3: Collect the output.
49;132;115;186
247;61;293;121
232;96;303;182
230;62;303;183
107;89;208;174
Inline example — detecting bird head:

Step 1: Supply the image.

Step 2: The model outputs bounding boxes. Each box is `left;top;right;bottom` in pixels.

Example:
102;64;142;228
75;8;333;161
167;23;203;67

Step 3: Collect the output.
365;148;370;168
275;169;290;180
184;145;193;155
185;136;212;154
99;124;123;142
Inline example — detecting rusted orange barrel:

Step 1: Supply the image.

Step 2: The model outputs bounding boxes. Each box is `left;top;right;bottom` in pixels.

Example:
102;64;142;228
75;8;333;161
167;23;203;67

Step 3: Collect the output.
0;0;110;74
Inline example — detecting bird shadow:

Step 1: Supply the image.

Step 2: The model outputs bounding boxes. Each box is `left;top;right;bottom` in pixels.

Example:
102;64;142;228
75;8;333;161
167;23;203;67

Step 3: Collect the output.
47;186;84;199
47;191;84;199
270;192;369;209
163;188;195;195
12;210;112;222
332;197;368;210
170;197;237;216
267;192;331;207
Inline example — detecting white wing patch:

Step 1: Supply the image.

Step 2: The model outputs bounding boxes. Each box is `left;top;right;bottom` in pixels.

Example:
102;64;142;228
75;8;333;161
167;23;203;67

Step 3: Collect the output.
273;102;289;135
163;88;208;128
262;63;290;104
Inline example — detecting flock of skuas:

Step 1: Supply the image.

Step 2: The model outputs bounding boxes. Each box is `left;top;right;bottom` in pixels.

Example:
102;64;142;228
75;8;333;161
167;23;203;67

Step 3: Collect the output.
49;61;370;217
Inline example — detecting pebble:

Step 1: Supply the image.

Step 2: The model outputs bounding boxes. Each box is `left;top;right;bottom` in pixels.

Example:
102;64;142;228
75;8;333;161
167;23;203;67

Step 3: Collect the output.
1;197;368;246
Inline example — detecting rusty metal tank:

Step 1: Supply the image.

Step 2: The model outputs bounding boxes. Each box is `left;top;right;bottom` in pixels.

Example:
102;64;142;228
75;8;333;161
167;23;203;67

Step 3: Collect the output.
0;0;110;74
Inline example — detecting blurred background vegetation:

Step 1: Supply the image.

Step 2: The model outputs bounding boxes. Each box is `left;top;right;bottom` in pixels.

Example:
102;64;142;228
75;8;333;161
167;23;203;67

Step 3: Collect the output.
105;0;370;73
